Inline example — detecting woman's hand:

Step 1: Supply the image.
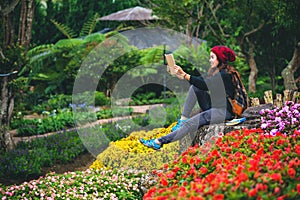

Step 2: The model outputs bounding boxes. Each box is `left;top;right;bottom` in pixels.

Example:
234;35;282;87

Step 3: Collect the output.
174;65;186;80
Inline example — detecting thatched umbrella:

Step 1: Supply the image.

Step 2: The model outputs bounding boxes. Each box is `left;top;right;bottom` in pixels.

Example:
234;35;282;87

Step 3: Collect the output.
99;6;158;21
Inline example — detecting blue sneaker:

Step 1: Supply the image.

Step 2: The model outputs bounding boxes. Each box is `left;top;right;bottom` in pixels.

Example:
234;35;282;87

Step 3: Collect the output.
139;139;161;150
171;119;188;132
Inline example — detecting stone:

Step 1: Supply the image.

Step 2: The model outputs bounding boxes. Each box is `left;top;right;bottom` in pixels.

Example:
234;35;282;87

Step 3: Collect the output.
179;104;275;154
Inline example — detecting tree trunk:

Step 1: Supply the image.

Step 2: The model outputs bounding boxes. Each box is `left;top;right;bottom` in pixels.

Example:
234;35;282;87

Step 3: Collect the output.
0;77;14;151
246;43;258;93
281;42;300;91
18;0;34;45
0;0;34;151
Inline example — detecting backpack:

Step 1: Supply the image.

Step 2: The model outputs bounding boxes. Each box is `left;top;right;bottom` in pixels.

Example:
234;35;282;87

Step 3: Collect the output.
227;72;249;117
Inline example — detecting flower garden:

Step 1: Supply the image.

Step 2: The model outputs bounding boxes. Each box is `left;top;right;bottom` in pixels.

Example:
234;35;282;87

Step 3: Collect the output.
0;101;300;199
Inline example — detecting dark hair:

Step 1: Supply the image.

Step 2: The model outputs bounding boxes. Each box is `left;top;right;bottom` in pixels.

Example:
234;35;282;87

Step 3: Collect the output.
207;63;242;87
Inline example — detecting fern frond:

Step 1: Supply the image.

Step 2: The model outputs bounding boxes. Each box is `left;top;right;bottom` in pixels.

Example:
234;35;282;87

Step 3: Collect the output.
27;44;54;63
27;44;54;58
79;13;100;37
50;19;77;39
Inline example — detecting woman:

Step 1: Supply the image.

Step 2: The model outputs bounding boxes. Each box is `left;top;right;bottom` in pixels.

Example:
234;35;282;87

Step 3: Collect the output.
140;45;246;150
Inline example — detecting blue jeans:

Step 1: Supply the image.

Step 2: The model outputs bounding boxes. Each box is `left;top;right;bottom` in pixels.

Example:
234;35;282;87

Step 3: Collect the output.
158;85;233;145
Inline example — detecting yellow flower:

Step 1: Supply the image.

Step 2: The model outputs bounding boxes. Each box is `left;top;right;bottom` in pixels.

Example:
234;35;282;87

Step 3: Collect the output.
90;123;179;171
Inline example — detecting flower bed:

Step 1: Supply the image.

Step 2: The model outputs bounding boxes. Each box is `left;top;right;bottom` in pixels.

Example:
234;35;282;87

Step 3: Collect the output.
260;101;300;135
0;168;145;199
144;128;300;199
90;123;179;171
2;102;300;199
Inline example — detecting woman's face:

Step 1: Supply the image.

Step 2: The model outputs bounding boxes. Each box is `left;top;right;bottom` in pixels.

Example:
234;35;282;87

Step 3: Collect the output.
209;52;219;68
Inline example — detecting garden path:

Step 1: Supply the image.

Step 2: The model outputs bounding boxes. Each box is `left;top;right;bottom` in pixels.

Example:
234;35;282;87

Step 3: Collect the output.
10;104;165;145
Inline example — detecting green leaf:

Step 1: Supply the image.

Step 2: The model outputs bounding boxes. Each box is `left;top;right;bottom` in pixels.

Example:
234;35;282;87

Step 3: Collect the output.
50;19;77;39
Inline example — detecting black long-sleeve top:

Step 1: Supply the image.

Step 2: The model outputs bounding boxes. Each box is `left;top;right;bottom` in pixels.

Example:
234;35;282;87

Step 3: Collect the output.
189;69;235;113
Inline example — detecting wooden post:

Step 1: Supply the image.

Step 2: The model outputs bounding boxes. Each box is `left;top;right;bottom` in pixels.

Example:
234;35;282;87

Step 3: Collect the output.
283;90;292;102
251;97;260;106
292;91;300;103
264;90;273;104
274;93;283;107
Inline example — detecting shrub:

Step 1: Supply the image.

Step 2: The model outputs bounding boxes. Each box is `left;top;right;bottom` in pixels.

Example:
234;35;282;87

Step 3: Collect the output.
15;110;74;136
0;131;86;179
94;91;110;106
91;123;180;171
144;129;300;199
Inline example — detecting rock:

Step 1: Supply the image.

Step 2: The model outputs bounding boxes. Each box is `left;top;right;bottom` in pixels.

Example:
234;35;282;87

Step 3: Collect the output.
138;171;160;195
179;104;274;154
241;103;275;119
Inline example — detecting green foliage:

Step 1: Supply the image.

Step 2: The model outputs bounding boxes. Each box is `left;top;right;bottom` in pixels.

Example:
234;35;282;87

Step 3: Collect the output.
174;42;210;75
94;91;110;106
12;110;74;136
0;45;28;73
0;130;86;179
50;19;77;39
80;13;100;37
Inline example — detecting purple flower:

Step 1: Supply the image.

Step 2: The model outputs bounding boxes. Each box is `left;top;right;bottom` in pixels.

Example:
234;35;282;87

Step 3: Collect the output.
261;123;268;129
270;129;278;136
259;109;266;115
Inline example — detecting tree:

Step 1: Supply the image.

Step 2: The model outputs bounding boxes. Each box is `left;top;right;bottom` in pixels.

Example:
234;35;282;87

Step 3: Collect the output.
281;42;300;90
149;0;267;93
149;0;206;43
0;0;34;151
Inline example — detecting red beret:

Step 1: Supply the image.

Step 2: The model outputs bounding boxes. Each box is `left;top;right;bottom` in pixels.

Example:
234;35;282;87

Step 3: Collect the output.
211;46;236;63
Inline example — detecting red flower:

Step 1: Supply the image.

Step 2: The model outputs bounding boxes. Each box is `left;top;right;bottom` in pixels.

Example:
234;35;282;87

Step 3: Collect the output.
213;194;224;200
160;177;168;187
182;155;188;164
178;186;187;197
238;172;248;182
211;149;220;157
199;166;208;174
274;187;280;194
287;168;296;178
277;195;286;200
276;139;285;146
249;158;259;171
271;173;282;182
295;144;300;156
195;156;201;165
157;197;168;200
190;196;205;200
166;171;176;179
248;188;257;197
172;166;180;173
190;157;195;165
297;184;300;194
163;163;169;169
